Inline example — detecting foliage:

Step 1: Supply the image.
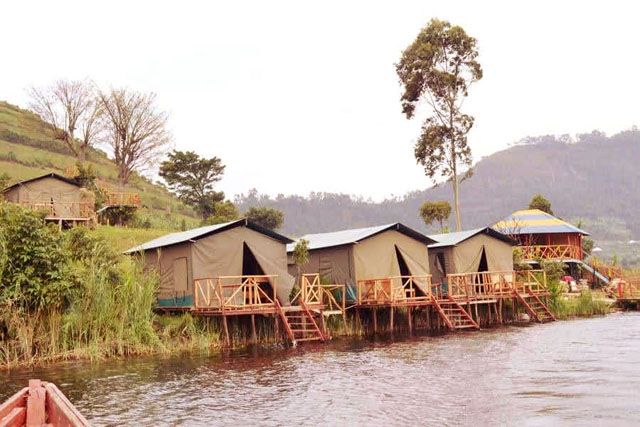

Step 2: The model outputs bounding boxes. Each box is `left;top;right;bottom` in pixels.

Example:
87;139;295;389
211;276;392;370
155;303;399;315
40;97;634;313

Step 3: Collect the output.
0;203;73;311
512;247;531;271
396;18;482;231
528;194;553;214
245;206;284;230
100;205;137;226
551;290;611;319
582;237;595;257
203;200;240;225
0;172;10;190
419;201;451;232
159;150;226;219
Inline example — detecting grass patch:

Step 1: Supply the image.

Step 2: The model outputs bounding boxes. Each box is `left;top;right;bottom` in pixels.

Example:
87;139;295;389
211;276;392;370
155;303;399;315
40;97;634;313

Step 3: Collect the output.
549;290;611;319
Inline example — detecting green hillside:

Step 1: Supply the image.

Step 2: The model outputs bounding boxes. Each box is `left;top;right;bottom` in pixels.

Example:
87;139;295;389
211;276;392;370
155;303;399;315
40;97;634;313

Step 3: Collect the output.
0;101;200;231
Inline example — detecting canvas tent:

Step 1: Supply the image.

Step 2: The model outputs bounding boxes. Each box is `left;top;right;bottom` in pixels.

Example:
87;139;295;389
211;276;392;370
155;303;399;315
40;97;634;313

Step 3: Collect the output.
287;223;435;297
427;227;515;284
2;172;95;220
126;219;295;308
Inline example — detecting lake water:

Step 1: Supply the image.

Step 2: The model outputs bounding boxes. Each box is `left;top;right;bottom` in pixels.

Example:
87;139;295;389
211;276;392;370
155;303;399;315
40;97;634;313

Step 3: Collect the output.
2;312;639;426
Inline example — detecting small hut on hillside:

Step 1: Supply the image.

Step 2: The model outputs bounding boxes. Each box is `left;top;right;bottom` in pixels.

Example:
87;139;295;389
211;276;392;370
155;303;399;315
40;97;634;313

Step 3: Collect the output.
126;219;295;309
1;172;95;227
493;209;589;261
427;227;515;285
287;223;436;300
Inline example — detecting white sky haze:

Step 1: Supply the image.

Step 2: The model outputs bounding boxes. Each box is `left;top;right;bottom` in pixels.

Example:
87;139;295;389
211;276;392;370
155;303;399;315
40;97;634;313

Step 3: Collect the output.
2;1;639;200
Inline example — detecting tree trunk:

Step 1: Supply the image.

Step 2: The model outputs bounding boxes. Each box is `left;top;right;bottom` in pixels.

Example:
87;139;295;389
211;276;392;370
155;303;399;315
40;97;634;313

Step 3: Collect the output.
78;148;86;164
451;140;462;231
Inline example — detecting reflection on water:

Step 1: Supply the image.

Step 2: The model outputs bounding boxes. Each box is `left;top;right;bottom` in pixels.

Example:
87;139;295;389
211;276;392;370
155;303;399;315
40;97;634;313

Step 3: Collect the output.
2;313;639;426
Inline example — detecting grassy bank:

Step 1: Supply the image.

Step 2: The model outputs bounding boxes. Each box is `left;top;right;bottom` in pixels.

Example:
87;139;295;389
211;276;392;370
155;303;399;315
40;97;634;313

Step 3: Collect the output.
550;291;612;320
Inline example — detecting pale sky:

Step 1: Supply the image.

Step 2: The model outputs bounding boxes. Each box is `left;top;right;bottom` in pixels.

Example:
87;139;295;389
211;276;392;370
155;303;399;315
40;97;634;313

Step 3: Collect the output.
2;1;639;200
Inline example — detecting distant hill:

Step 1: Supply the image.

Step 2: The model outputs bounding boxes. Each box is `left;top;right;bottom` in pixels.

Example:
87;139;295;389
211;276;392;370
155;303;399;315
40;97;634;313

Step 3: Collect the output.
0;101;199;229
235;131;640;266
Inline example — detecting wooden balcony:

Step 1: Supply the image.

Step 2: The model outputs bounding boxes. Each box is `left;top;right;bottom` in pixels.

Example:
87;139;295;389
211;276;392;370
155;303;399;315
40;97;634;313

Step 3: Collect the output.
446;271;515;302
356;275;433;306
194;275;279;315
104;192;141;207
17;201;94;220
519;244;582;261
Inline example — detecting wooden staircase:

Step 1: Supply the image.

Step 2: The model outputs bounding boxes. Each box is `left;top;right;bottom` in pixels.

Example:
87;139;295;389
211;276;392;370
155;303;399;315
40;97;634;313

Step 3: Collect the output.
514;291;556;323
432;296;479;330
276;301;325;347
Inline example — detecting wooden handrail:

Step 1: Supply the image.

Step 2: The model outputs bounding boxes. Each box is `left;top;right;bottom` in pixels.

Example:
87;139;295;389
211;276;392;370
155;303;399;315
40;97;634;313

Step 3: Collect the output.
194;275;278;310
518;244;582;260
356;275;432;304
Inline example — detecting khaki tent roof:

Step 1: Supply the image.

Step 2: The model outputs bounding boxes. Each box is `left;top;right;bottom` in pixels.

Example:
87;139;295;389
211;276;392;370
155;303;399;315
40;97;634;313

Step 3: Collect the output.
428;227;516;248
287;223;436;252
1;172;80;193
125;219;294;253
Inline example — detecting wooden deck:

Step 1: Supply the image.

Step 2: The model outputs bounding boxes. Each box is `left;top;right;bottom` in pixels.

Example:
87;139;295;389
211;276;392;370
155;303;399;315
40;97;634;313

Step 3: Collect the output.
190;274;345;346
353;269;554;330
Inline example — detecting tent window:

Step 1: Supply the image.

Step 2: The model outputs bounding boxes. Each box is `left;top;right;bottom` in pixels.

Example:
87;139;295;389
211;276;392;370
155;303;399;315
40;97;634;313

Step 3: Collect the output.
173;257;188;291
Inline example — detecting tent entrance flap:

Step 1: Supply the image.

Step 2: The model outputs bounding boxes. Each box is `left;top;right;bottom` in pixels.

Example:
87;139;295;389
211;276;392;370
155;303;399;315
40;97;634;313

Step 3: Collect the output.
394;245;429;296
243;242;295;305
243;243;266;276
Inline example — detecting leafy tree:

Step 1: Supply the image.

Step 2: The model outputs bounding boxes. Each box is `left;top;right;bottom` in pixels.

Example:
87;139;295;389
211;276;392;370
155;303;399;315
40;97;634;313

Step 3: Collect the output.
292;238;309;280
529;194;554;215
246;206;284;230
582;237;595;257
419;201;451;232
0;204;72;311
396;18;482;231
203;200;240;225
159;150;226;219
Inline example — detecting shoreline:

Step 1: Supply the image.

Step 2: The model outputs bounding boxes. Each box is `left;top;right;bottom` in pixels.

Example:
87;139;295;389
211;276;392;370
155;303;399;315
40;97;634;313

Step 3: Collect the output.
1;306;619;372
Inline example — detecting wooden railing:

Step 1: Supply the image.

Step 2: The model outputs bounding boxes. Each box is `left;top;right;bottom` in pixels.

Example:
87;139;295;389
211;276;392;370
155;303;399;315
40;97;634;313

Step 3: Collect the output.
356;275;432;305
104;192;141;207
519;244;582;260
447;271;515;301
194;275;277;311
514;269;548;294
590;260;623;280
617;277;640;299
16;201;94;218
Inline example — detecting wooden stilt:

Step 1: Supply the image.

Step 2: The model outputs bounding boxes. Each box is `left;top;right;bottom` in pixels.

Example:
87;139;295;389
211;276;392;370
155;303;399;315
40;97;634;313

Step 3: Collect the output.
355;307;361;334
390;306;394;333
274;314;280;341
222;314;230;347
408;307;413;335
474;303;480;326
251;314;257;344
373;309;378;334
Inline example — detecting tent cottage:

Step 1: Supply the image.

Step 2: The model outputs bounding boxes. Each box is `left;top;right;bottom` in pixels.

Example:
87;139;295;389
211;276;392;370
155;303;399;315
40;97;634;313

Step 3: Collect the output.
2;172;95;225
287;223;435;298
427;227;515;285
126;219;295;308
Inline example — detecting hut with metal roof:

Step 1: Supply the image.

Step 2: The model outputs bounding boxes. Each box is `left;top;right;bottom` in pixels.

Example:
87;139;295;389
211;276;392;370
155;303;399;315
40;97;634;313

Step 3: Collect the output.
427;227;516;285
287;223;436;299
493;209;589;261
1;172;95;227
126;219;295;309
